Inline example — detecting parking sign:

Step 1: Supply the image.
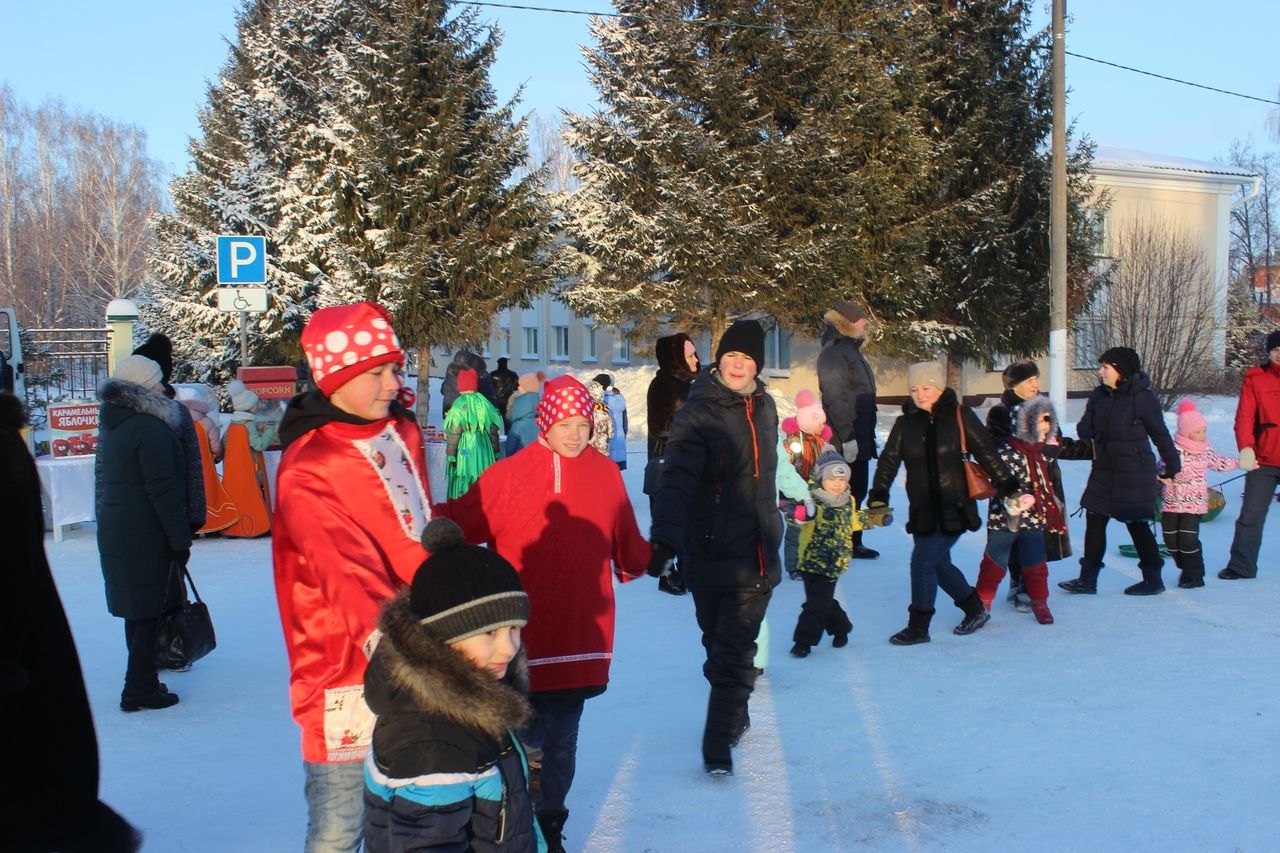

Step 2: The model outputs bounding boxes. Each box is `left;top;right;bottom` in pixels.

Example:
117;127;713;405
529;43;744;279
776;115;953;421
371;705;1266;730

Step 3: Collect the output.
216;235;267;284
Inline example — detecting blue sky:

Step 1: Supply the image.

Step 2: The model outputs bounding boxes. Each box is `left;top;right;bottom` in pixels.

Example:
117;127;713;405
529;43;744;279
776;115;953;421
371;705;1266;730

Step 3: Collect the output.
2;0;1276;179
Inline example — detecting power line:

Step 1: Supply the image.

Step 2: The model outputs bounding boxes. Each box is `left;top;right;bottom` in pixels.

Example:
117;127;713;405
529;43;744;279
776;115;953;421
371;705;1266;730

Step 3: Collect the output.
460;0;1280;108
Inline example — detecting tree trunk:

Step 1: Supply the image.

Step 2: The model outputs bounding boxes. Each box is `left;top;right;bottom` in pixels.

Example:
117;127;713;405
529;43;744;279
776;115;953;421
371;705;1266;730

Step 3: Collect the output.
944;352;964;398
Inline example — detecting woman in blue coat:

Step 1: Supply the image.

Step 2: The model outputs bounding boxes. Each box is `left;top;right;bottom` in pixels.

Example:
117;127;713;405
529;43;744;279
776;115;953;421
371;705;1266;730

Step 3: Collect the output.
1058;347;1180;596
96;355;192;711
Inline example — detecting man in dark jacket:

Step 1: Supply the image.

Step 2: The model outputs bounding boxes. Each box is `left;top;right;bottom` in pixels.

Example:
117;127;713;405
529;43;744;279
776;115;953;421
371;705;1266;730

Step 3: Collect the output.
645;332;700;595
490;356;519;428
1220;330;1280;580
817;300;879;559
441;349;500;417
96;355;192;711
648;320;780;776
3;393;141;852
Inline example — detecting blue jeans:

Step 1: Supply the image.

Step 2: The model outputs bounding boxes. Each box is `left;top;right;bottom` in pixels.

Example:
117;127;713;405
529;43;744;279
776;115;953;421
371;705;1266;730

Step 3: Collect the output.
526;693;587;815
1226;465;1280;578
985;528;1047;569
303;760;365;853
909;532;971;610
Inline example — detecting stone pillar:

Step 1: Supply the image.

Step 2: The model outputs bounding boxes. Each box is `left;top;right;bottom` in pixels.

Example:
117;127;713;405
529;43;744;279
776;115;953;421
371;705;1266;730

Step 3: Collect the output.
105;298;139;376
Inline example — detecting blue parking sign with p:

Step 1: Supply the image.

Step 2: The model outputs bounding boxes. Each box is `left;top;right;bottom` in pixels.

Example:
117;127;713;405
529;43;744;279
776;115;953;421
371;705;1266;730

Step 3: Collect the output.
216;235;267;285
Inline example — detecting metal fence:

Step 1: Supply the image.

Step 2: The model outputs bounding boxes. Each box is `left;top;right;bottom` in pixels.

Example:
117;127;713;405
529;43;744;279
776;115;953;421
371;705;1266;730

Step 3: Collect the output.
23;326;110;427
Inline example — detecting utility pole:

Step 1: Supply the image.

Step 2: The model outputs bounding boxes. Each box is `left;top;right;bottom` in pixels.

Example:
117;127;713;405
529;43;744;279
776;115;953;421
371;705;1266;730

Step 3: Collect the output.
1049;0;1068;417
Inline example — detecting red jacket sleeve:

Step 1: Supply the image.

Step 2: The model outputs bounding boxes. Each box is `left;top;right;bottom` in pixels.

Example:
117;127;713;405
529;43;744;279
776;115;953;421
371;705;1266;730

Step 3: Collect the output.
434;463;501;546
1235;370;1260;451
608;466;652;580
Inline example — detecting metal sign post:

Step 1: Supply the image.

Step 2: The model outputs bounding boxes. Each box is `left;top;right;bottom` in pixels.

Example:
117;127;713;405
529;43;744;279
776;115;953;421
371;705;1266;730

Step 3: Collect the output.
215;236;269;368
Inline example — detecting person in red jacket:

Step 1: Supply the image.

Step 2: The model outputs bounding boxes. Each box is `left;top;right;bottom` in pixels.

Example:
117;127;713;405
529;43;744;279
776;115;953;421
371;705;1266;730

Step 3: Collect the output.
273;302;432;853
435;374;650;853
1220;330;1280;580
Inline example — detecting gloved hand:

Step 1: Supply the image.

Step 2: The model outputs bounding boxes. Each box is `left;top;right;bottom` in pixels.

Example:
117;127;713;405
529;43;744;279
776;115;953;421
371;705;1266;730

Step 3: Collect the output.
841;442;859;464
169;547;191;567
646;543;676;578
860;500;893;528
1240;447;1258;472
794;499;816;523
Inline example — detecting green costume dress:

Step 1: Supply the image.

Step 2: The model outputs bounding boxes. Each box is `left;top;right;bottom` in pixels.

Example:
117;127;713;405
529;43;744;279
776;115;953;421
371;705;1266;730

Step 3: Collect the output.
444;391;503;498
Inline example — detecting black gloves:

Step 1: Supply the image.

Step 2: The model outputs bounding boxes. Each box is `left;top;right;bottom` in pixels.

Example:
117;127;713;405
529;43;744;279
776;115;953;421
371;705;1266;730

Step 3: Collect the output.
646;542;676;578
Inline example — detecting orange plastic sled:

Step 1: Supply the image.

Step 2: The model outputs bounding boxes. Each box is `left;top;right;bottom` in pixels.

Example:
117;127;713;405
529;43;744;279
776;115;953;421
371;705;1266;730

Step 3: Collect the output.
221;422;272;537
195;426;239;534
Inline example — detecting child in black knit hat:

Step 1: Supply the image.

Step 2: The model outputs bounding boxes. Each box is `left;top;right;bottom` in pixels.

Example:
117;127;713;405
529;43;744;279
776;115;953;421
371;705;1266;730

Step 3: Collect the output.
362;517;543;852
789;446;859;658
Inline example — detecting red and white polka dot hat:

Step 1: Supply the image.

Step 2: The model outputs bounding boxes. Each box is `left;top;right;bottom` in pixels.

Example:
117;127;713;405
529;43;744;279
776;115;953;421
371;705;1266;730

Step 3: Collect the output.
536;375;594;436
301;301;404;396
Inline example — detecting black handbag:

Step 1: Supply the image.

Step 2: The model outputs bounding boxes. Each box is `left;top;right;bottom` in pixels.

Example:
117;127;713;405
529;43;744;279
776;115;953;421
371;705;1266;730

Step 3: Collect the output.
155;560;217;669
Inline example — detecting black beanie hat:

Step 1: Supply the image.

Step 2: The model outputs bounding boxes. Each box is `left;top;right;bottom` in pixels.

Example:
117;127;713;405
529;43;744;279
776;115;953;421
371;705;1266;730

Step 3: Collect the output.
714;319;766;370
1099;346;1141;380
133;333;175;384
1265;330;1280;353
411;518;529;644
592;373;612;389
1002;361;1040;390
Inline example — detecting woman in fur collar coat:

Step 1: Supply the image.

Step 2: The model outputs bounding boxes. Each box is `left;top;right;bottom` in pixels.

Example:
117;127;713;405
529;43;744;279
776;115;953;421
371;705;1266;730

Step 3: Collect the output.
96;355;192;712
363;519;542;853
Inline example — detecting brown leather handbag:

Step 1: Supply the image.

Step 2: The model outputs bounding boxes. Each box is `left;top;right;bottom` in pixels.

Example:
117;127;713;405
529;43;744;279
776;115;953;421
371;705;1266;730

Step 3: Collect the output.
955;407;996;500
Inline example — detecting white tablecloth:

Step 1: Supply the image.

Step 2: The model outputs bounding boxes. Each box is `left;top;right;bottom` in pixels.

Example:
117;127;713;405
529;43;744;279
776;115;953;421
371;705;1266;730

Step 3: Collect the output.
425;441;447;503
36;456;97;535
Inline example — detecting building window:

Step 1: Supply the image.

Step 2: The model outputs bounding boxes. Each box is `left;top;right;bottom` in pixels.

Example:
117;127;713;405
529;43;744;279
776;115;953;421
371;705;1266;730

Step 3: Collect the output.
1072;316;1105;369
523;327;540;359
1088;208;1109;259
500;326;511;357
763;324;791;376
583;324;597;362
551;325;570;361
613;329;631;364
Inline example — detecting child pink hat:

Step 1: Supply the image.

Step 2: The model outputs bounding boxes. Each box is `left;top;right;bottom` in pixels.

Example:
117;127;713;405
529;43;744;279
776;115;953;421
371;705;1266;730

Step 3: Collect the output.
1176;400;1207;436
794;389;826;435
301;301;404;396
536;375;594;436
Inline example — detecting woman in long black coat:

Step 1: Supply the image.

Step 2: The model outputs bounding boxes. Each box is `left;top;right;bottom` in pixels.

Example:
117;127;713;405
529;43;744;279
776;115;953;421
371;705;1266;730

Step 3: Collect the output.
3;393;141;851
868;362;1020;644
1058;347;1180;596
645;332;700;595
96;355;192;711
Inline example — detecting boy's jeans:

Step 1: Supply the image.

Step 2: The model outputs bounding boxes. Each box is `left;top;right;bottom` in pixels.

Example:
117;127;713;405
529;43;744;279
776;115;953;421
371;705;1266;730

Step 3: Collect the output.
303;759;365;853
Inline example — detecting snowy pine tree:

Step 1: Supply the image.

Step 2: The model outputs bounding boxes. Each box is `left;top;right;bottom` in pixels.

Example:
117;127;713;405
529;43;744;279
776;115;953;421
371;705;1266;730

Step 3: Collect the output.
145;0;551;383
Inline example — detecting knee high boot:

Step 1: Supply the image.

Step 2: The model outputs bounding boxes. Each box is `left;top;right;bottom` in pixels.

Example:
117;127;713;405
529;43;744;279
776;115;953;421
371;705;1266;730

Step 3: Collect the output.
1022;563;1053;624
975;554;1006;612
1059;559;1101;594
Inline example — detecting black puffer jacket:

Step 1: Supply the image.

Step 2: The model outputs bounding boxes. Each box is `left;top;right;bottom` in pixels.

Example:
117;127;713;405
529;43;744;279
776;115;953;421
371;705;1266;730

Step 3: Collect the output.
442;350;500;417
1076;371;1179;521
869;388;1019;535
646;333;698;459
95;380;191;619
817;324;878;459
364;592;538;853
650;371;781;591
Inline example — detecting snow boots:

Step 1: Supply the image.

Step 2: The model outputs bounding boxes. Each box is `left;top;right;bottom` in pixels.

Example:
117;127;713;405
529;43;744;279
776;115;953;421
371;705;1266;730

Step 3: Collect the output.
952;590;991;635
1059;559;1101;594
790;642;810;658
1022;563;1054;624
536;810;568;853
702;687;747;775
889;607;934;645
975;553;1006;612
1124;561;1165;596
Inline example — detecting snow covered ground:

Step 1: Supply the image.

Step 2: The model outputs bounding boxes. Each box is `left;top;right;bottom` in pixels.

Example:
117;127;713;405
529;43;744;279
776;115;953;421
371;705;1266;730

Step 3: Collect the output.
45;395;1278;852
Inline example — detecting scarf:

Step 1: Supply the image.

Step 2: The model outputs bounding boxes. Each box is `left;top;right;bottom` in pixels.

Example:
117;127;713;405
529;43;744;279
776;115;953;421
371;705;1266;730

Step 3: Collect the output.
1009;437;1066;533
1174;432;1208;454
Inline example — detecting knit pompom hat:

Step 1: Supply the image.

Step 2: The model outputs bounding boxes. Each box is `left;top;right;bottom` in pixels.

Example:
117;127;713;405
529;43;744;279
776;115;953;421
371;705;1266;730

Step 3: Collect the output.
535;375;593;436
112;355;163;389
794;389;826;435
301;301;404;396
1176;399;1207;437
410;518;529;644
812;445;851;483
227;379;259;413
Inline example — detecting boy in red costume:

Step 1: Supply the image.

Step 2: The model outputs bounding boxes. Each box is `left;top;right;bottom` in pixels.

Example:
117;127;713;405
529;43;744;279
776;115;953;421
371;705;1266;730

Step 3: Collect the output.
435;374;650;853
273;301;432;853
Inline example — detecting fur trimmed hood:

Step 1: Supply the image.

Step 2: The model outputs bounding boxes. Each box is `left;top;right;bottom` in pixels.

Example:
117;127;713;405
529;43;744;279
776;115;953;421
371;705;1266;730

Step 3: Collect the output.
366;590;530;743
98;379;185;432
1015;395;1058;445
823;308;863;341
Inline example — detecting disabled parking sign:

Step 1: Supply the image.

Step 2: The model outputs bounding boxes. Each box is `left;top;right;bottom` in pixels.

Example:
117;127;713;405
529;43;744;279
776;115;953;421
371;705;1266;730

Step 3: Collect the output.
216;235;267;284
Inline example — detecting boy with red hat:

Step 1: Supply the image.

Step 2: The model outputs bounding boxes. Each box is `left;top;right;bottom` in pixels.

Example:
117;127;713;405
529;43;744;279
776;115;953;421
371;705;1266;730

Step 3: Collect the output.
434;374;651;852
272;301;432;852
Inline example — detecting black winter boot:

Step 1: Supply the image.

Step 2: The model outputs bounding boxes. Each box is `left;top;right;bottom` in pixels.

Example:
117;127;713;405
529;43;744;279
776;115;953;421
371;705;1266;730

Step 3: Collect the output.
889;607;934;645
702;687;744;775
952;590;991;635
536;810;568;853
1059;560;1101;594
1124;562;1165;596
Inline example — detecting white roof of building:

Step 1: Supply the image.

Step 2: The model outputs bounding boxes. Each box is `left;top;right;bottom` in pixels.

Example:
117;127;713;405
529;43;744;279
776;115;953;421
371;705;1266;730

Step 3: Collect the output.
1092;145;1257;181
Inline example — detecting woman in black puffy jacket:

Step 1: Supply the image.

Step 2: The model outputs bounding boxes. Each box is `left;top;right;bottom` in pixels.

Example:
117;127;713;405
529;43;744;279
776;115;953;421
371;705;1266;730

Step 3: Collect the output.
868;362;1019;645
645;332;700;594
1058;347;1180;596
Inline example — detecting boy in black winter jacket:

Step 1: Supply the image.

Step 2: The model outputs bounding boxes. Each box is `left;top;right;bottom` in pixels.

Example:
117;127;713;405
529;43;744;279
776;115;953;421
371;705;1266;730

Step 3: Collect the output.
363;518;543;853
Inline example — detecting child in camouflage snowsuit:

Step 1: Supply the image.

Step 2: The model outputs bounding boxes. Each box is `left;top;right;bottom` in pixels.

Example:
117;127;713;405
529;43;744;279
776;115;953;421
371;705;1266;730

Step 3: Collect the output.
790;447;861;657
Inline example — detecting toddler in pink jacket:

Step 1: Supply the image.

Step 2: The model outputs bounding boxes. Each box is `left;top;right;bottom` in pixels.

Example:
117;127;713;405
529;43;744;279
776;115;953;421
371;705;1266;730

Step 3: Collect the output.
1161;400;1237;588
